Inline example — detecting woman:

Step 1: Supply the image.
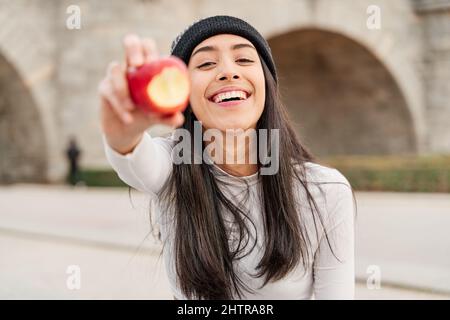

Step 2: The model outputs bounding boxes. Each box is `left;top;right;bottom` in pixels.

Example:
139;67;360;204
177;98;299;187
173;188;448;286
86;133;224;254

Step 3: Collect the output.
99;15;355;300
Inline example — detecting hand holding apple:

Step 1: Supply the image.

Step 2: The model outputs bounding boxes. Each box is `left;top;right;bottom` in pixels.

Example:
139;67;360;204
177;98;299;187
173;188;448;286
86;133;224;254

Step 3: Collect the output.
98;34;185;155
127;56;190;115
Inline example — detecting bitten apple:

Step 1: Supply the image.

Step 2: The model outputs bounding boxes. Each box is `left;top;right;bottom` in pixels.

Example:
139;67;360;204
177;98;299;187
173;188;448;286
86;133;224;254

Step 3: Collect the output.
126;56;190;114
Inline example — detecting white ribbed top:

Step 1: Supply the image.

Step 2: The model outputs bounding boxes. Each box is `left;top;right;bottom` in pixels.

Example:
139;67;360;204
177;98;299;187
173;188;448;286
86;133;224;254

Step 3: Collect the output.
103;132;355;300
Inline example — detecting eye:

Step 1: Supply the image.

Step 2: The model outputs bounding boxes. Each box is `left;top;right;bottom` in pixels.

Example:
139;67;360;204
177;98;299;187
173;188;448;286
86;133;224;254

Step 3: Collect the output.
237;58;254;64
197;62;215;69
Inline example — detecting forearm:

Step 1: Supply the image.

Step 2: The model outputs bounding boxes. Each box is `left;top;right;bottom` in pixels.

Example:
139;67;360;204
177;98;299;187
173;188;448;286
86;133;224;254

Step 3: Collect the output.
103;132;173;196
105;133;144;155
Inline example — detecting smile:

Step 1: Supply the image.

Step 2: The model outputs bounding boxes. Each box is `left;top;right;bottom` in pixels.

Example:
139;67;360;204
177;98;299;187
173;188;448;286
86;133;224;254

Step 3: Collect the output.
208;90;251;108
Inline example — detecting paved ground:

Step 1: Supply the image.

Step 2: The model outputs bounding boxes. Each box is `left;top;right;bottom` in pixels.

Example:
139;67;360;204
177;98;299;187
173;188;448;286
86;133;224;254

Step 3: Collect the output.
354;192;450;295
0;184;449;299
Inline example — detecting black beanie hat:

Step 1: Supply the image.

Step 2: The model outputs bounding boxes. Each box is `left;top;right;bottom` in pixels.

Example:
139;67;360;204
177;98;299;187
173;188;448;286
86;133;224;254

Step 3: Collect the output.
170;15;278;82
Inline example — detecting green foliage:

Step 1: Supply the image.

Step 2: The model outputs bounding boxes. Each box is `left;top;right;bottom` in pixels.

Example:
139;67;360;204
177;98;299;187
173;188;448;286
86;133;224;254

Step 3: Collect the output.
82;155;450;192
322;155;450;193
80;169;127;187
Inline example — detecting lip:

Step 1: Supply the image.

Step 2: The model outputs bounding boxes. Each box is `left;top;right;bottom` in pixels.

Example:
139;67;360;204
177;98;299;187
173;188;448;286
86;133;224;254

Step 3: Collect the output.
207;86;252;102
209;96;250;108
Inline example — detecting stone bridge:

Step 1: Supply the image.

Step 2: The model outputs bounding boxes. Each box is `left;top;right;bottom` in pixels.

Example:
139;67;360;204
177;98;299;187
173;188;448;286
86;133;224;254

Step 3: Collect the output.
0;0;449;182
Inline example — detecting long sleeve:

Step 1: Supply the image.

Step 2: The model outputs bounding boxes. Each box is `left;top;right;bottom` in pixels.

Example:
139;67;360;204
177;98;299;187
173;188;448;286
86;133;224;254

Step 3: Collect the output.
102;132;173;197
312;174;355;300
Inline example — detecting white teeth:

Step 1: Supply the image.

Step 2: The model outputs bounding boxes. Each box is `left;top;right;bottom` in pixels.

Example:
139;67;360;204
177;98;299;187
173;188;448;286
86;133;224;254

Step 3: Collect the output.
212;90;248;103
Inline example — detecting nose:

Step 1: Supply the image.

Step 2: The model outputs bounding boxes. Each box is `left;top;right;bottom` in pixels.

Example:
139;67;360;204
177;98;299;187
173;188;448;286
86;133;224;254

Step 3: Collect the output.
216;60;240;81
217;73;240;81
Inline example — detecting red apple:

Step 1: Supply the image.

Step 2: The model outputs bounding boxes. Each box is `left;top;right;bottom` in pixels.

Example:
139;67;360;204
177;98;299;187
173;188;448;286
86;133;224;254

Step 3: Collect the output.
126;56;190;114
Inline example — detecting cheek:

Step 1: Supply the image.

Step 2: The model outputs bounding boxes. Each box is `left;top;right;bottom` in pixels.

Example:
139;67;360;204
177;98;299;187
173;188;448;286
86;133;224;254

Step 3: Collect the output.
187;75;213;124
254;78;266;110
250;66;265;104
189;73;209;101
188;76;206;109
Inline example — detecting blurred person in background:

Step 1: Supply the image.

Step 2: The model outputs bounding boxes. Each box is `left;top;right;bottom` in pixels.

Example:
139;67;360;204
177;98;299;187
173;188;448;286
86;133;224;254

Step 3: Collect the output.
66;136;82;186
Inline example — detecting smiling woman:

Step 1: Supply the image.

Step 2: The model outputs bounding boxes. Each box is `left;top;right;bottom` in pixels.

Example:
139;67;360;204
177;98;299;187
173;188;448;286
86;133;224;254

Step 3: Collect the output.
100;15;356;300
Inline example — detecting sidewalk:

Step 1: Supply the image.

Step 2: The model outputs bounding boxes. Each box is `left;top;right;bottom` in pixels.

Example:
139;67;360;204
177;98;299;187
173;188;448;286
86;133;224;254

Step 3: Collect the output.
354;192;450;295
0;185;449;299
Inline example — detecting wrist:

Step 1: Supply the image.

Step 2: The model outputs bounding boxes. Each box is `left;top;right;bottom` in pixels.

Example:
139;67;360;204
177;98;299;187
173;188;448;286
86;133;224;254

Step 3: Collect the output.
107;134;143;155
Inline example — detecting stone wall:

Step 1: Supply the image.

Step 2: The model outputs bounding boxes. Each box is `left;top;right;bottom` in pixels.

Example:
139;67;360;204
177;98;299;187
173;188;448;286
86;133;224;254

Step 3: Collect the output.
415;3;450;153
0;0;449;182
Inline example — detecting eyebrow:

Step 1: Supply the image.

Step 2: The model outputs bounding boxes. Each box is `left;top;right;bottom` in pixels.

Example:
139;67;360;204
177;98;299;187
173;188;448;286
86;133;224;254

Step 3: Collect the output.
191;43;256;58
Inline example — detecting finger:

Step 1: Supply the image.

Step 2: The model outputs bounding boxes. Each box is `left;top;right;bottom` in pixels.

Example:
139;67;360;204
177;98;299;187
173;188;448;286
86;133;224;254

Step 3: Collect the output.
108;91;134;125
141;38;159;63
99;81;120;124
108;61;135;111
99;78;133;125
100;94;119;124
123;33;144;67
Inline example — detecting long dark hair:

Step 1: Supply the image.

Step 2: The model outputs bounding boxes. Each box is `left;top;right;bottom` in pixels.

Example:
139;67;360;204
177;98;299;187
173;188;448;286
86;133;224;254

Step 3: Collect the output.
150;56;349;300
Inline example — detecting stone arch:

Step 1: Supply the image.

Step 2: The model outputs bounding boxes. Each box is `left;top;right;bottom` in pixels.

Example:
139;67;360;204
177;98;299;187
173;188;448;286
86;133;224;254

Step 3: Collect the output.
268;28;418;156
0;53;48;183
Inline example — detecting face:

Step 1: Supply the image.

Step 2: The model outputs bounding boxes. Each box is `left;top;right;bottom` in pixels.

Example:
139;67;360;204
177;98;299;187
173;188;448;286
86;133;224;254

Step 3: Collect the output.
187;34;266;132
